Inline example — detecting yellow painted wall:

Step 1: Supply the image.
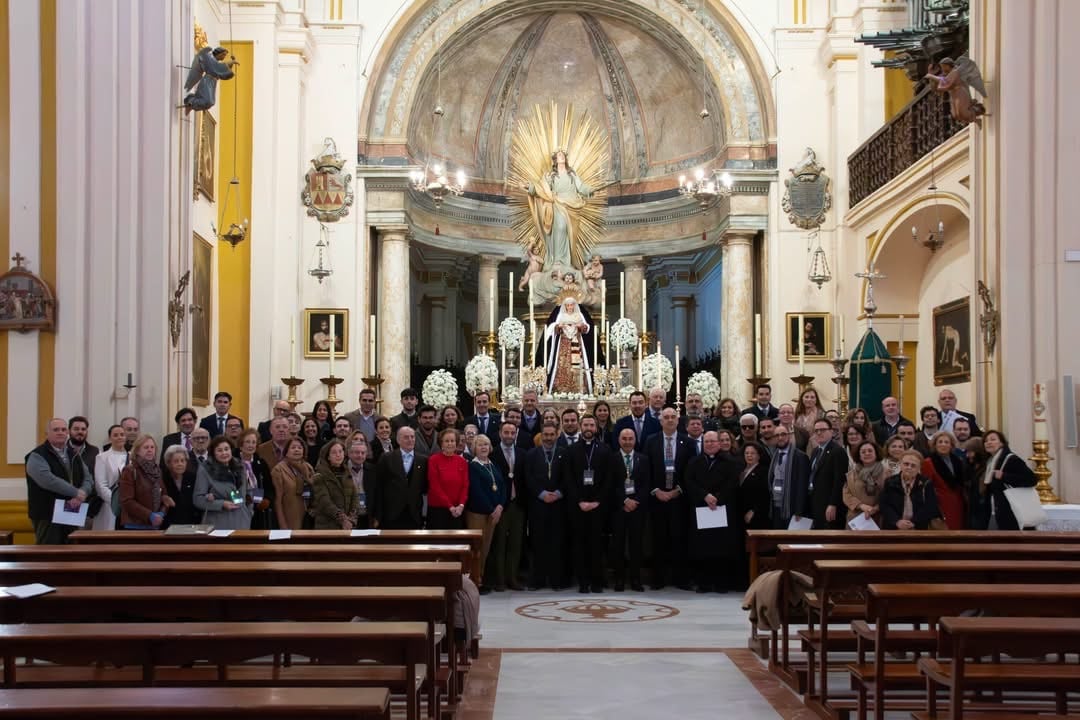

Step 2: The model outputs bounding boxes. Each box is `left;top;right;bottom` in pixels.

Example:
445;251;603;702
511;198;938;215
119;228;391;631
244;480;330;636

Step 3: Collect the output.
887;340;918;421
215;42;253;422
883;51;914;121
37;0;56;432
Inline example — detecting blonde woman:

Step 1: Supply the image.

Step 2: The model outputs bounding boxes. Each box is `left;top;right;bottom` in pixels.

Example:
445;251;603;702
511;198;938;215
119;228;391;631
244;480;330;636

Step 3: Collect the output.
465;435;508;594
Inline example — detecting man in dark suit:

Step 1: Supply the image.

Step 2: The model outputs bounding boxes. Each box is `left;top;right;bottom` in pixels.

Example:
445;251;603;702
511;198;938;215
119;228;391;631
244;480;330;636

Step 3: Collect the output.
612;391;660;452
66;416;99;488
677;393;717;434
389;388;420;433
200;391;243;437
745;383;780;421
257;400;292;442
162;407;198;472
683;417;706;457
556;408;580;448
466;391;501;444
807;418;848;529
611;427;649;591
767;426;810;528
938;388;982;437
372;426;427;529
525;422;567;589
871;396;911;447
518;389;542;441
492;420;527;590
644;406;695;590
561;414;611;593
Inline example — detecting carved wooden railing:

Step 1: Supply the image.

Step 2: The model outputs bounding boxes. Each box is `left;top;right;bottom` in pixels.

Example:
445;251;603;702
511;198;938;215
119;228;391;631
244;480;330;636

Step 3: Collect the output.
847;85;965;207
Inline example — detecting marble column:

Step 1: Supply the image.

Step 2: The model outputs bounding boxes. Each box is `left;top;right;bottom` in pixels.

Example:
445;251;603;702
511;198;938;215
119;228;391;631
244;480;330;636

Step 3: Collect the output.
378;227;411;408
429;296;448;365
672;296;691;356
722;232;755;403
621;256;645;329
477;255;500;344
719;239;731;396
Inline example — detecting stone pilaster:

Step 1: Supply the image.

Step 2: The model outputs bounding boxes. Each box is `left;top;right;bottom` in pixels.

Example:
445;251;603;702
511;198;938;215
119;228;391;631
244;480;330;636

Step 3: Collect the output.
429;296;447;365
477;255;500;342
378;227;411;407
722;232;755;403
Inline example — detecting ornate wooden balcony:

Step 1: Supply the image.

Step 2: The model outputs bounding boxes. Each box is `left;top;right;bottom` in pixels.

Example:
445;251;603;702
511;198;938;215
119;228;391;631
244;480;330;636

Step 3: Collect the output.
847;85;964;207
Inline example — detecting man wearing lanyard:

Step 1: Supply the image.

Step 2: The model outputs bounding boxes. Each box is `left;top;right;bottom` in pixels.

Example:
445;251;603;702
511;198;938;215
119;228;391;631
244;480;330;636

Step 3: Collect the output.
492;420;527;590
347;439;372;529
611;428;649;592
562;414;611;593
644;407;693;590
525;423;567;590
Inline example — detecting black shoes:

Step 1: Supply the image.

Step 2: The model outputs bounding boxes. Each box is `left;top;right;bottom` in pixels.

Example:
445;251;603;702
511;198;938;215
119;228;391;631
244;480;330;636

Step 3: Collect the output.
631;583;645;592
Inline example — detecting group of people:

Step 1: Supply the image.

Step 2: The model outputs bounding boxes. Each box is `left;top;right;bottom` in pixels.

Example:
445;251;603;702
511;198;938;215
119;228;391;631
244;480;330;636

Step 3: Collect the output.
25;382;1037;593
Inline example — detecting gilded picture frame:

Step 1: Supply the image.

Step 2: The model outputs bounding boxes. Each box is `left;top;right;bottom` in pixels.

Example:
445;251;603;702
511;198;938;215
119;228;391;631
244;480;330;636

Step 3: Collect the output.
786;312;831;362
194;111;216;202
304;308;349;359
191;233;213;406
933;297;971;386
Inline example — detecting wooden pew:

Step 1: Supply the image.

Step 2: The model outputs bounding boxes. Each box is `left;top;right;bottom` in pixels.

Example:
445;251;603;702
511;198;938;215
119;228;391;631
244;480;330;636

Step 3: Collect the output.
70;528;483;578
0;532;13;546
855;583;1080;720
0;686;393;719
0;621;425;720
919;616;1080;720
745;530;1080;581
806;559;1080;719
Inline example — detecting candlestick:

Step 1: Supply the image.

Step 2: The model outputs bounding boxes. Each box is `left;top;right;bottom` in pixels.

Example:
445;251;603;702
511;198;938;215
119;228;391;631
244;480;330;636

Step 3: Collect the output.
637;340;643;388
641;278;647;333
508;272;514;319
489;278;495;333
290;319;296;377
329;314;336;377
754;313;762;376
281;375;304;410
674;344;681;400
368;314;376;373
797;313;805;375
839;314;845;356
897;314;904;357
620;272;625;318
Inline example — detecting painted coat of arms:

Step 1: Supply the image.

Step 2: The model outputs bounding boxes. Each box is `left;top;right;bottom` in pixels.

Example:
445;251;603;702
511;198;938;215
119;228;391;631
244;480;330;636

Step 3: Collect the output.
301;137;354;222
781;147;832;230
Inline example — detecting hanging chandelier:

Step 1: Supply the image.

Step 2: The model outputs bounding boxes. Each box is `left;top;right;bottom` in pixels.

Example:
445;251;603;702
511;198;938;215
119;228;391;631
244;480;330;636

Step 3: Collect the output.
807;231;832;289
308;224;333;284
410;40;466;215
912;150;945;252
215;2;246;250
677;169;733;211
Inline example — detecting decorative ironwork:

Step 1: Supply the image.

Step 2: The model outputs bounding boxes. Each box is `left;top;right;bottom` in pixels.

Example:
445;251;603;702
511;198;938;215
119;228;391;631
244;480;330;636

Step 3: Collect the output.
848;86;963;207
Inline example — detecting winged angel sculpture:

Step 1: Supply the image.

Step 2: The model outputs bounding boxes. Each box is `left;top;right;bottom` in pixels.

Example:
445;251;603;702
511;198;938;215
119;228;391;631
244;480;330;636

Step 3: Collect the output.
925;55;988;127
507;102;609;306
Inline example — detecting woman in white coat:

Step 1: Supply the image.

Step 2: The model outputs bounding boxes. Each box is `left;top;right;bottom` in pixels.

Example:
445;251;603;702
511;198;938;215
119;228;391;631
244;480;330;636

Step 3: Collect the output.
92;424;128;531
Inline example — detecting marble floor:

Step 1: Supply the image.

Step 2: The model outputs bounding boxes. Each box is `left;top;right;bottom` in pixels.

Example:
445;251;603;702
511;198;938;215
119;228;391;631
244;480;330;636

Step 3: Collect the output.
459;589;809;720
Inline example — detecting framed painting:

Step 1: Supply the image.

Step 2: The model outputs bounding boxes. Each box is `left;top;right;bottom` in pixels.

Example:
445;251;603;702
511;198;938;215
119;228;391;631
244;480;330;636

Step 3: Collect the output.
304;308;349;358
786;312;830;361
191;233;213;405
0;257;56;332
194;111;216;201
933;297;971;385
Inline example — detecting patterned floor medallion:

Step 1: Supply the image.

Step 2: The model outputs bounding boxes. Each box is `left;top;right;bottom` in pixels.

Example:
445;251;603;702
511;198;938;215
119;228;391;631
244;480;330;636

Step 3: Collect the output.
515;598;680;623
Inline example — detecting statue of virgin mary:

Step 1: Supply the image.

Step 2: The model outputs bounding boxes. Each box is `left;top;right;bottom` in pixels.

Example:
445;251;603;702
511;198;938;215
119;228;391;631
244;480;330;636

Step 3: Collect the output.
541;295;598;395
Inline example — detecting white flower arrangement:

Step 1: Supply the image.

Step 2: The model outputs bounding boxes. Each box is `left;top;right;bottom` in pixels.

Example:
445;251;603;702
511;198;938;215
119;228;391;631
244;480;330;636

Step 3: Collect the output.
551;391;589;401
464;354;499;396
502;385;521;404
685;370;721;408
615;384;637;398
641;353;674;392
498;317;525;351
609;318;639;350
521;376;547;396
422;369;459;409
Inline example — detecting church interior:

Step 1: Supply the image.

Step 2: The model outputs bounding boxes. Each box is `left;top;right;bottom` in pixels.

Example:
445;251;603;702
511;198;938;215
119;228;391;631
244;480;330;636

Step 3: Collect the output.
1;0;1080;718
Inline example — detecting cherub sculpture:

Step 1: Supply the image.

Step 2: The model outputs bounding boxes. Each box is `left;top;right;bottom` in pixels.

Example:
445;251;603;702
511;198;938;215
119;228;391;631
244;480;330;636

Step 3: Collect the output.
582;254;603;292
183;45;237;115
518;238;545;291
925;56;987;127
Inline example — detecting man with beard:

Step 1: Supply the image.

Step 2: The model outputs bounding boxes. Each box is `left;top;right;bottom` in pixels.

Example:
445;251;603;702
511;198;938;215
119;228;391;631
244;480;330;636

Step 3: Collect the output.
492;420;527;590
526;423;567;589
561;414;611;593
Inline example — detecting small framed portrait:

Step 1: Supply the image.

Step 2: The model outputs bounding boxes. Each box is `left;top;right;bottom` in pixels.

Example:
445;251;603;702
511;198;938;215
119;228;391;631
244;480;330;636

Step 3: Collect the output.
933;297;971;385
786;312;830;361
304;308;349;358
194;111;216;201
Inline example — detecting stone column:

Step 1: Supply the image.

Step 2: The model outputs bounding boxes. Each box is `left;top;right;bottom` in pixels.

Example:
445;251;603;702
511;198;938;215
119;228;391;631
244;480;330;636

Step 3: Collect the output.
722;232;755;403
671;296;691;356
621;256;645;330
429;296;447;365
719;239;732;396
477;255;500;345
378;227;411;408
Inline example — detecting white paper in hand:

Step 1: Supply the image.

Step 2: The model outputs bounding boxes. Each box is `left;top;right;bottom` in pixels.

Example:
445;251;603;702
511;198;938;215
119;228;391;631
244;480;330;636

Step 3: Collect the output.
51;499;89;527
787;516;814;531
695;505;728;529
847;514;880;531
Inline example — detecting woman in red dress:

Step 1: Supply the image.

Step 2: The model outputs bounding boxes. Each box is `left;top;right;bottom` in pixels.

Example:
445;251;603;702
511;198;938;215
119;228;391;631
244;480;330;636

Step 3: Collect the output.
920;431;967;529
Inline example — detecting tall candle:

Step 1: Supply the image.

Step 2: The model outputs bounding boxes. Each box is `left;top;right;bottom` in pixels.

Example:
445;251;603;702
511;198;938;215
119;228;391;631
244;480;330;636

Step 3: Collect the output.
898;314;905;356
501;347;506;395
656;341;662;389
1033;383;1049;441
290;318;296;377
519;339;525;386
839;314;845;356
508;272;514;319
797;313;805;375
754;313;762;376
600;279;606;347
328;313;336;377
641;278;647;334
368;314;376;373
605;320;610;365
489;278;495;333
620;272;625;319
592;323;597;370
674;344;681;400
637;340;643;388
529;277;536;363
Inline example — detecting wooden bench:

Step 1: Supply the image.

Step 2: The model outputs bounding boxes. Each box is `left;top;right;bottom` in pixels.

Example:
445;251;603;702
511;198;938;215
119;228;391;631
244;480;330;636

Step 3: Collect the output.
70;529;484;578
0;686;392;719
806;560;1080;719
0;622;425;719
920;616;1080;720
854;583;1080;720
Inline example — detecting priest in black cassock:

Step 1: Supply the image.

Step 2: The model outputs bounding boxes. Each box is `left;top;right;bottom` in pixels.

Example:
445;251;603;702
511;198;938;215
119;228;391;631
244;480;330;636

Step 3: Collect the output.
685;430;742;592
